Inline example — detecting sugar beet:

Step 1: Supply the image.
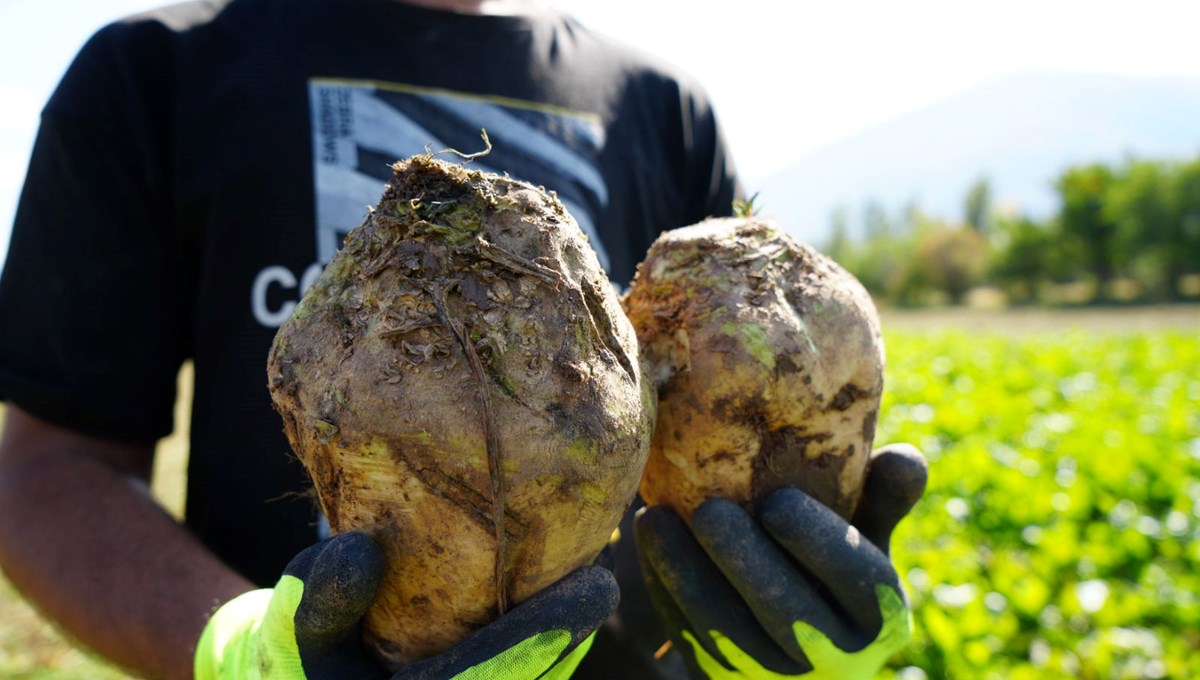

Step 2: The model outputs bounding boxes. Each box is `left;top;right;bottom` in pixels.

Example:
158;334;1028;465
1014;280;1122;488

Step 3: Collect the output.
622;217;883;521
267;156;654;668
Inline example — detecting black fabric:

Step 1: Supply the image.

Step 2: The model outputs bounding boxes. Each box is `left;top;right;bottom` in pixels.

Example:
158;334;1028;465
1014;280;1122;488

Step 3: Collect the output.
0;0;740;676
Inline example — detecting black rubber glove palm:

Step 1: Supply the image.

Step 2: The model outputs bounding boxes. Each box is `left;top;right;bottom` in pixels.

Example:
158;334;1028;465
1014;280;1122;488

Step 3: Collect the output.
635;444;927;679
195;532;618;680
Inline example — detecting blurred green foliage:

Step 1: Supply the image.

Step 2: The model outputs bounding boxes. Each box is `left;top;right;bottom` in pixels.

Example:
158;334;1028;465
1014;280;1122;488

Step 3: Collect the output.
877;330;1200;679
828;154;1200;305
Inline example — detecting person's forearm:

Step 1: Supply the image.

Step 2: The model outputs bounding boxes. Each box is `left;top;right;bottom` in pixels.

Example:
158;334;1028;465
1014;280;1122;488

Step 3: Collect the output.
0;408;253;680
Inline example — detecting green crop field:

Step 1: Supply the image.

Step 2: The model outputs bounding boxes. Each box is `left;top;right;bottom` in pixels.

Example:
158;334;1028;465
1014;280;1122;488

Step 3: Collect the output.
878;327;1200;679
0;310;1197;678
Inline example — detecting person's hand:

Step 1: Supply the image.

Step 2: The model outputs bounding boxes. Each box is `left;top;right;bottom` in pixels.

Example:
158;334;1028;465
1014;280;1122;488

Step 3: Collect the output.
194;532;618;680
635;444;927;679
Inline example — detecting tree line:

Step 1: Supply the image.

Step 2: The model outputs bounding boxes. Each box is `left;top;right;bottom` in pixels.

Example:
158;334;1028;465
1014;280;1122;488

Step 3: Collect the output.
820;153;1200;306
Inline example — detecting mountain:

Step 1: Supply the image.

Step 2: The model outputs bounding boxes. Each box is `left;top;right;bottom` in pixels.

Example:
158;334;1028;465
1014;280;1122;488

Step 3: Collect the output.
750;70;1200;246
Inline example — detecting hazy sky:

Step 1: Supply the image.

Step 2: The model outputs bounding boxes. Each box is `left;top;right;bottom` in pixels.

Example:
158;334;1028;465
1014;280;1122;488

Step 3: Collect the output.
3;0;1200;262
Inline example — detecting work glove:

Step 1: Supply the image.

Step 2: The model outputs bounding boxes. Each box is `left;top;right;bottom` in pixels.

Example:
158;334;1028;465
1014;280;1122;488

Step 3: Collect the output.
636;444;927;680
195;532;617;680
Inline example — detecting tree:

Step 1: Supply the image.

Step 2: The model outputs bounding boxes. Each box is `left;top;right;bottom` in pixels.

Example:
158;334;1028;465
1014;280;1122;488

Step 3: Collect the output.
825;206;852;266
1171;158;1200;296
1056;165;1119;299
1104;159;1176;299
991;215;1076;302
913;226;988;304
964;177;992;234
862;199;892;240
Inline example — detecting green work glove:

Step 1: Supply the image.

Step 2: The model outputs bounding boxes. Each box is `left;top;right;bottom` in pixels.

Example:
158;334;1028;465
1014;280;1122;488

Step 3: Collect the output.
636;444;927;680
195;532;617;680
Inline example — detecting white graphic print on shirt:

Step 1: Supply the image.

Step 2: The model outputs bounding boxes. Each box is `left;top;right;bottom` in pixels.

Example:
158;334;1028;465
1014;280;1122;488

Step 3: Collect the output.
251;79;609;329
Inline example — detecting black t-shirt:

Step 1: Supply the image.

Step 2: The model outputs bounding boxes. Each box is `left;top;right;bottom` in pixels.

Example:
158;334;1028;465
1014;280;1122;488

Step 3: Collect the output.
0;0;739;675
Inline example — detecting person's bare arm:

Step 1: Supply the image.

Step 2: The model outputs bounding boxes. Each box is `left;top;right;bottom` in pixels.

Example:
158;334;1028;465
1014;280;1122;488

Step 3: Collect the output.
0;406;253;680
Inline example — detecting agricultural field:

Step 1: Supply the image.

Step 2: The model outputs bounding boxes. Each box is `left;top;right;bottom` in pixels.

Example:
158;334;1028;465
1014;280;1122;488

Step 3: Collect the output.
877;307;1199;679
0;307;1197;678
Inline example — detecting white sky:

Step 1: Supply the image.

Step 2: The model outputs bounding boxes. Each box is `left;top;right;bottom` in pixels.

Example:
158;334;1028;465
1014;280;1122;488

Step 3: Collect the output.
3;0;1200;263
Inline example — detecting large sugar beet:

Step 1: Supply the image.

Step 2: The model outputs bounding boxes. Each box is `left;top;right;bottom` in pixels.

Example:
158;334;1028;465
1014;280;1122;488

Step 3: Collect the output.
622;217;883;521
267;156;654;669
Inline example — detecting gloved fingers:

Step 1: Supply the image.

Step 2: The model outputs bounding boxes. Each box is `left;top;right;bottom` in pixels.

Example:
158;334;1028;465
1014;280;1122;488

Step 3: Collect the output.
760;487;902;637
850;444;928;555
390;565;618;680
638;550;722;680
634;505;805;676
690;498;862;662
290;532;386;649
791;584;913;674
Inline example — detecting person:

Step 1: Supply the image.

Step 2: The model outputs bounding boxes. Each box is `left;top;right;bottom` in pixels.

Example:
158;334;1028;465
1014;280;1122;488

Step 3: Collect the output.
0;0;926;678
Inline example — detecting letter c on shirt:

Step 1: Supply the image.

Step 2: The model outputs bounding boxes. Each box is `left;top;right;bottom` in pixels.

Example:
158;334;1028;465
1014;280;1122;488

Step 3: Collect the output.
252;263;324;328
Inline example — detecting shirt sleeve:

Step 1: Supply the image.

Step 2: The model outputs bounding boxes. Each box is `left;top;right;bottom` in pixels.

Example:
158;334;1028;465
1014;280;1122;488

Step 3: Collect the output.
0;22;189;444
